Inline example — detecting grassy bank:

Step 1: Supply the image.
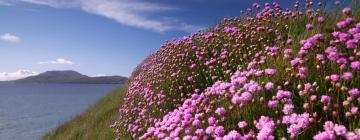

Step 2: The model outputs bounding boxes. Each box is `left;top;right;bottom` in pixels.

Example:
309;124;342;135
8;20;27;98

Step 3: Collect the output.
42;85;131;140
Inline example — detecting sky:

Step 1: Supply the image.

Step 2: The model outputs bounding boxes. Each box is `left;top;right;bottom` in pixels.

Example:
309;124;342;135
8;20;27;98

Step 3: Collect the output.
0;0;345;80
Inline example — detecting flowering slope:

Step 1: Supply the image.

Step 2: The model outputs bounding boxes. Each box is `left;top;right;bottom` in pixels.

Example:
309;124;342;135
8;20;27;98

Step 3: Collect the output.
114;1;360;139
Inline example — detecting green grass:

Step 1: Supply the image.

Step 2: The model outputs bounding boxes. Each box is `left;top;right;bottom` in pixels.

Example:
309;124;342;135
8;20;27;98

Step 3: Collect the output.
42;85;131;140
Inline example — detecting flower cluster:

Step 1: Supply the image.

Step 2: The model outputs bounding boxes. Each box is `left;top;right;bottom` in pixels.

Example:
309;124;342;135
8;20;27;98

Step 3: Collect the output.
113;1;360;140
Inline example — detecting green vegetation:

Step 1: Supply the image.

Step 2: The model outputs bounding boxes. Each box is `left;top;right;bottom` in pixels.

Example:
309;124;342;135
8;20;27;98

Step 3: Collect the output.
42;85;131;140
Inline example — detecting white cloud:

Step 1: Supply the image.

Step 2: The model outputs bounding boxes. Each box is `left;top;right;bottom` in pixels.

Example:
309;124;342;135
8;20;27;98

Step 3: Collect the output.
0;70;38;81
92;74;106;77
0;0;203;33
1;33;20;43
38;58;74;65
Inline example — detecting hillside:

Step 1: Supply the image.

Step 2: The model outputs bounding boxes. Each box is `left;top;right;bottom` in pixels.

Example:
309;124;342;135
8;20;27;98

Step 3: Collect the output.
113;1;360;140
15;70;128;84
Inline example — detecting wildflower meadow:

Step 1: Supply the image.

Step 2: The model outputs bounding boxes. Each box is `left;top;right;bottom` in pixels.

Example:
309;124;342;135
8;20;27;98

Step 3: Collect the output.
113;1;360;139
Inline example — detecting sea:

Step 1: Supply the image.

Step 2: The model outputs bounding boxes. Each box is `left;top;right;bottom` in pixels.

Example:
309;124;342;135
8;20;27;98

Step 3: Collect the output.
0;83;119;140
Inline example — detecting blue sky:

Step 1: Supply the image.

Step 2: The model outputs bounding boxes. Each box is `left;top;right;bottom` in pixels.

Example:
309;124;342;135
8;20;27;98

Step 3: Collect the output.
0;0;345;80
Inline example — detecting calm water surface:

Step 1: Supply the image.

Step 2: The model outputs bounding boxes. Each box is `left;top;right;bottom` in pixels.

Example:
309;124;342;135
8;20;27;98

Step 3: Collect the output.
0;83;119;140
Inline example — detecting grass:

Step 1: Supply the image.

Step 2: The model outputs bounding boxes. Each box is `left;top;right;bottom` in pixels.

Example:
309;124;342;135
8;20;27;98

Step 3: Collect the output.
42;85;131;140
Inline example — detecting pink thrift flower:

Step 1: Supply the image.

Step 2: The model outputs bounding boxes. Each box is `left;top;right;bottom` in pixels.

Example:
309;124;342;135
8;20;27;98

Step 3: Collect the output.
342;72;353;80
311;95;317;101
313;131;336;140
287;39;293;45
348;88;360;96
214;126;225;137
350;61;360;70
346;40;358;49
215;107;226;116
342;7;352;15
190;64;197;69
265;82;274;90
291;58;301;66
195;129;204;136
334;124;347;136
306;24;314;30
205;126;215;134
283;104;294;115
208;117;217;125
231;95;242;105
318;17;325;23
345;132;360;140
192;119;201;127
265;69;277;76
351;107;358;115
268;100;279;109
238;121;247;128
330;74;339;82
187;76;193;82
223;130;243;140
324;121;335;131
321;95;331;104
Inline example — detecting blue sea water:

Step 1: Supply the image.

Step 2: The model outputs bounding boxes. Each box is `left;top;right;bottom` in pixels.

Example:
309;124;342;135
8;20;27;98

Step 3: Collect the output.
0;83;119;140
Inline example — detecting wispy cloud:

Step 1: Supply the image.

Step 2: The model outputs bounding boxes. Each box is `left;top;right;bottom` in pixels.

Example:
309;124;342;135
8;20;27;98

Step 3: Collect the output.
1;33;21;43
92;74;106;77
38;58;74;65
0;0;203;33
0;70;38;81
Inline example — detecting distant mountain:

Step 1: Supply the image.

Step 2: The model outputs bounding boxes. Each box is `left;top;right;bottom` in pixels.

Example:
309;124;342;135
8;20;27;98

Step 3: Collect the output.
14;70;127;84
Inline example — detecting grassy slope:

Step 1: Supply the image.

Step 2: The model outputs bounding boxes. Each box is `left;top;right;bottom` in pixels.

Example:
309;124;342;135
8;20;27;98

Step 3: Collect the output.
42;85;131;140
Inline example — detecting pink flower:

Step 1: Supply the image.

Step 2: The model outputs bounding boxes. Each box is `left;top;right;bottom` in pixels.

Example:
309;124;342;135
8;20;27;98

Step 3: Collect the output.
215;107;226;116
324;121;335;131
190;64;197;69
348;88;360;96
223;130;243;140
268;100;279;108
335;1;340;5
313;131;336;140
330;74;339;82
238;121;247;128
310;95;317;101
187;76;193;82
290;58;301;66
192;119;201;127
342;72;353;80
256;116;275;140
265;82;274;90
276;90;292;99
283;104;294;115
195;129;204;136
265;69;277;76
205;126;215;134
306;24;314;30
316;54;325;61
318;17;325;23
282;113;310;137
345;132;360;140
351;107;358;115
208;117;217;125
241;92;253;102
286;39;293;45
214;126;225;137
321;95;331;104
231;95;242;105
342;7;352;15
350;61;360;70
334;124;347;136
346;40;358;49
